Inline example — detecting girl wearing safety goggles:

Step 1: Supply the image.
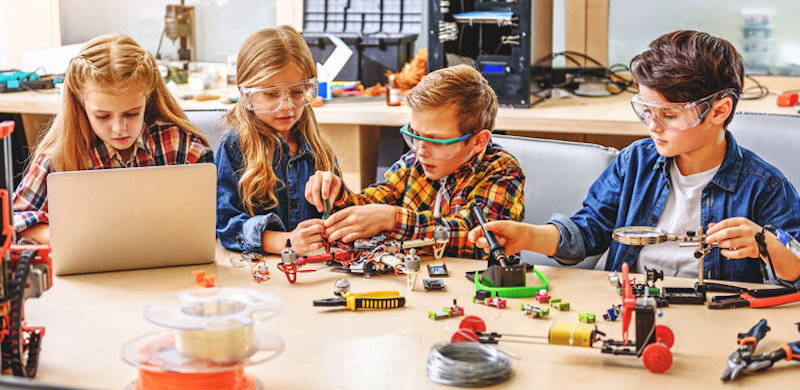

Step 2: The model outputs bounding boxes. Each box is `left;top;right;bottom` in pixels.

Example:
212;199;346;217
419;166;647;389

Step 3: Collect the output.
216;26;339;255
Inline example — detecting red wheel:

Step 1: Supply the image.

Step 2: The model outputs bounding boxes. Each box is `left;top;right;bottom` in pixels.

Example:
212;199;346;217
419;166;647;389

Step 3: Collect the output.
451;329;479;343
642;343;672;373
459;316;486;332
655;325;674;349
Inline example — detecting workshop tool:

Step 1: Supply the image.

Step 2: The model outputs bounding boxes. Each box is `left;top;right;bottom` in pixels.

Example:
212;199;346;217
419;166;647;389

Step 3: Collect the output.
613;226;714;304
707;287;800;309
469;204;548;298
721;319;800;381
469;204;507;267
0;120;53;377
313;290;406;311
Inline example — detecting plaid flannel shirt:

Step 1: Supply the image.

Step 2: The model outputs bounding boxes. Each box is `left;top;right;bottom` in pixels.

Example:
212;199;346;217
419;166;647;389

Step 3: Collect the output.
335;141;525;258
13;122;213;232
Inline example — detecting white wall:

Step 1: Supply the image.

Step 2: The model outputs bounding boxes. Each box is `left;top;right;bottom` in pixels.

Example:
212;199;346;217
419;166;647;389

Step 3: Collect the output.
59;0;276;62
608;0;800;75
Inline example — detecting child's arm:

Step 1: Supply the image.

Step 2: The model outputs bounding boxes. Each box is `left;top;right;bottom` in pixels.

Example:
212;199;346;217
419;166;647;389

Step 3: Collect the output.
706;218;800;284
12;154;51;235
706;178;800;286
468;221;559;256
215;137;286;253
305;155;411;212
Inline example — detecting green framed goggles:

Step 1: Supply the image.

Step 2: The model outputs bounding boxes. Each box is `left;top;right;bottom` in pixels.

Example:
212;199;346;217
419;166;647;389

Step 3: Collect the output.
399;123;471;145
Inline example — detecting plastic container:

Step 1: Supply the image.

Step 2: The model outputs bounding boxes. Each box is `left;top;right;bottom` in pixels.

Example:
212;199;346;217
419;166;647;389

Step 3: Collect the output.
302;0;421;87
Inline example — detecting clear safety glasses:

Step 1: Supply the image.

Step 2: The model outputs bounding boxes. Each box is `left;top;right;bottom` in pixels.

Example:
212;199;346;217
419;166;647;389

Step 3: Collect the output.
399;123;472;160
630;89;737;131
239;78;318;113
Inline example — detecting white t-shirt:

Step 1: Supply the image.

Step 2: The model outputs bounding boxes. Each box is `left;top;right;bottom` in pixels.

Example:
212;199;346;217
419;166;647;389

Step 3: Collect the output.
636;160;719;277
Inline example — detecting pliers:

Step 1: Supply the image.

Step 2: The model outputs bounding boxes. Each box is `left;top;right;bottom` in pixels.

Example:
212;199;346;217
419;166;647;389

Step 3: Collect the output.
706;284;800;309
313;290;406;311
721;319;800;381
721;319;770;380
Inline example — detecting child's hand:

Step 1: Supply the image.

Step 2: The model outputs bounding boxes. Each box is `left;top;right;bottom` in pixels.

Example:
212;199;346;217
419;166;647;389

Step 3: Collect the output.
324;204;396;242
468;221;530;255
305;171;343;213
287;219;326;254
705;217;762;259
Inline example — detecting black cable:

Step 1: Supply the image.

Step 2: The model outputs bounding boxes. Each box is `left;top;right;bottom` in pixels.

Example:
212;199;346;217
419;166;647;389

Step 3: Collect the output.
741;74;769;100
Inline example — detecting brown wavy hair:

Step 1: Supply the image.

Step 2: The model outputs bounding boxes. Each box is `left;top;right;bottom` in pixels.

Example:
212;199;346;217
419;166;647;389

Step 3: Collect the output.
225;26;337;215
630;30;744;127
31;34;207;172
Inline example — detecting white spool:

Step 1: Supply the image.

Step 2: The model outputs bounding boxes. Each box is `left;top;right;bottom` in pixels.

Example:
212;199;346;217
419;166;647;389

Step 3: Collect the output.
122;288;285;369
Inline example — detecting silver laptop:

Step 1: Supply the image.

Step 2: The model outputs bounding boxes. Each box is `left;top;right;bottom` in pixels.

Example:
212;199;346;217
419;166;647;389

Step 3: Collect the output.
47;164;216;275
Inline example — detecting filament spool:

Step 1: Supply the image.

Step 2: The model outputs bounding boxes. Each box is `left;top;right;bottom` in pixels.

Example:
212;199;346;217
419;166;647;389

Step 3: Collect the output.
123;288;285;389
548;322;597;347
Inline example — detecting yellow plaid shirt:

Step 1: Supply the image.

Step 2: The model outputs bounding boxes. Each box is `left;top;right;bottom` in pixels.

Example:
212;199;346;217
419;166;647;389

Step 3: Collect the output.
335;141;525;258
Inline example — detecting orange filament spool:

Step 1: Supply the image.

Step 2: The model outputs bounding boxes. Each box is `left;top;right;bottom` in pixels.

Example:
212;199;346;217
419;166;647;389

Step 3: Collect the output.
133;367;256;390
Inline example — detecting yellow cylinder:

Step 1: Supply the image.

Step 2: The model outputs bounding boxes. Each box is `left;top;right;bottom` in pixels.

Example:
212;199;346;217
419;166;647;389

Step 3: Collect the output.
175;325;255;362
548;322;596;347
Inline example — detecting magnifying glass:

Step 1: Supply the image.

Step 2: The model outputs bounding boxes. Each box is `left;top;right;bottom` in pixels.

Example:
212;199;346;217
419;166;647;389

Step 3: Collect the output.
612;226;679;246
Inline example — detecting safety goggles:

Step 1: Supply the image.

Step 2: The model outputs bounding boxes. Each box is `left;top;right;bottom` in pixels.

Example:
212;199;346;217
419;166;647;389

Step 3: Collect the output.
239;78;318;113
399;123;472;160
630;89;737;131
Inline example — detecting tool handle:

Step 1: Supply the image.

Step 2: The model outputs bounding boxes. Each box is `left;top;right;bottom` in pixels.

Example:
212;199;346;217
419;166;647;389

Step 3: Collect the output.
353;297;405;310
469;204;506;266
785;341;800;361
737;319;770;349
745;291;800;308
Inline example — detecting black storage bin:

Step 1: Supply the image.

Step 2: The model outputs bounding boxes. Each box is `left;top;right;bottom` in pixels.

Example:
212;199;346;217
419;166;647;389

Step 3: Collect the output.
302;0;421;87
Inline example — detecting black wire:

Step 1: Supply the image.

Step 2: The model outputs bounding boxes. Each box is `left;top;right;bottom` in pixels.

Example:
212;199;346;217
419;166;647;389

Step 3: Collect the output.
741;74;769;100
532;51;636;98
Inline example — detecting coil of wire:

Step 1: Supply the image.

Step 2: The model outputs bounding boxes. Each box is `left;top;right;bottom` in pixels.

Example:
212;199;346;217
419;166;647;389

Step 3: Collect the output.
427;342;512;387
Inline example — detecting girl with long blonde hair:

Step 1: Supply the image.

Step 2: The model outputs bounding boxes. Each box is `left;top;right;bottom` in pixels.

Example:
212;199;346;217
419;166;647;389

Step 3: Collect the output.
13;34;213;244
216;26;338;254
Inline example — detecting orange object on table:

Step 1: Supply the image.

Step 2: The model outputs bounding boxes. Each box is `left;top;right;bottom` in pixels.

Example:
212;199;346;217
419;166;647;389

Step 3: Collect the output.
777;92;798;107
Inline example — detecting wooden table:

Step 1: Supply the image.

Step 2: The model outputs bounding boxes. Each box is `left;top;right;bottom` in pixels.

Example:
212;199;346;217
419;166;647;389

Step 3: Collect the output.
24;242;800;389
3;77;800;190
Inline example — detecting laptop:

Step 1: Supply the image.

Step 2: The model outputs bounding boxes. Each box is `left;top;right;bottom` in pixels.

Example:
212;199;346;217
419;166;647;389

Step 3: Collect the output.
47;164;216;275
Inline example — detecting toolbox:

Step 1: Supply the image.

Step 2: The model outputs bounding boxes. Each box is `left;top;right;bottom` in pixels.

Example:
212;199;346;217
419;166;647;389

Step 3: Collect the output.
302;0;421;87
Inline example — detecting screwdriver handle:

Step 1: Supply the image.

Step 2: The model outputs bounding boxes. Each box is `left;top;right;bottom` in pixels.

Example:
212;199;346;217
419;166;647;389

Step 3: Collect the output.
737;319;770;350
352;297;406;310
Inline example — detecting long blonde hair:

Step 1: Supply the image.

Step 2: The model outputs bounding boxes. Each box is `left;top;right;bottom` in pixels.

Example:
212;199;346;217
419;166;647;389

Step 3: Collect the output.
31;34;208;172
226;26;337;215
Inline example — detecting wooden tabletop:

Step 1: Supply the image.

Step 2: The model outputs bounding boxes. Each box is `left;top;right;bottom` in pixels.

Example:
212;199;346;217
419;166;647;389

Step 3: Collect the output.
24;242;800;389
3;76;799;135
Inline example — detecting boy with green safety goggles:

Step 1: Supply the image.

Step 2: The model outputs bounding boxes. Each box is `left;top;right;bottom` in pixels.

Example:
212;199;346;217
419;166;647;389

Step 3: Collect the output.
305;65;525;258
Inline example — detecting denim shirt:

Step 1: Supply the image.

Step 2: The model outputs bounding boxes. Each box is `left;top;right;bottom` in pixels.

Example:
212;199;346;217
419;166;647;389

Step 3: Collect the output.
215;131;321;252
549;131;800;287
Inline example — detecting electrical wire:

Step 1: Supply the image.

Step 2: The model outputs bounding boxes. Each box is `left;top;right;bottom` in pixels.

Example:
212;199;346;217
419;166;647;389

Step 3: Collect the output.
427;342;512;387
741;74;769;100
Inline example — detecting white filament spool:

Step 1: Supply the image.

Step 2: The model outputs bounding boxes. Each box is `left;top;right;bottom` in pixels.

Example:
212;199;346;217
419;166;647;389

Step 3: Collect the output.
138;288;284;364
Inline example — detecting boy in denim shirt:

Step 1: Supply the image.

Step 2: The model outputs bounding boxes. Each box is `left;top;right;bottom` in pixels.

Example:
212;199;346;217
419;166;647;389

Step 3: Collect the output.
469;30;800;286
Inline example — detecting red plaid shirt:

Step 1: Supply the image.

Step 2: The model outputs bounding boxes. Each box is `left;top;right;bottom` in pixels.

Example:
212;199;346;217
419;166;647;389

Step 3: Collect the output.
335;141;525;258
13;122;213;232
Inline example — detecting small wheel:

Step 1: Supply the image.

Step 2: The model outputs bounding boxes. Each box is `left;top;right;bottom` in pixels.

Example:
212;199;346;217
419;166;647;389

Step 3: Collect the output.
451;328;479;343
655;325;674;349
642;343;672;373
459;315;486;332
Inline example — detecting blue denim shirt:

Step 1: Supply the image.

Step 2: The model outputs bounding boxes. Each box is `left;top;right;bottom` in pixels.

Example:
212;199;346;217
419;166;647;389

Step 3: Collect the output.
549;131;800;287
215;131;321;252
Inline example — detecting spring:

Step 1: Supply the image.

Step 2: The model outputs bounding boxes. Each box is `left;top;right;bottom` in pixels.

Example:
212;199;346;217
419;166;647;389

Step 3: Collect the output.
427;342;512;387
